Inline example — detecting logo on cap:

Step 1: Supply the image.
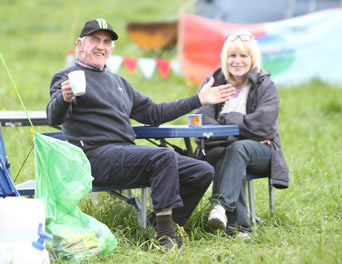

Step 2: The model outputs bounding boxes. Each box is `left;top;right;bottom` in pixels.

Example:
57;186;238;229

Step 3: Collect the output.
96;19;108;29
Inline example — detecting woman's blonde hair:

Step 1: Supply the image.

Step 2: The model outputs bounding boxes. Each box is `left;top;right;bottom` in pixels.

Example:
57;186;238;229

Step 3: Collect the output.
221;29;262;86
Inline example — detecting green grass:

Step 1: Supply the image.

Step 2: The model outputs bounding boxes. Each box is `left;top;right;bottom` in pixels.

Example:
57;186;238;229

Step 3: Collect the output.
1;1;342;263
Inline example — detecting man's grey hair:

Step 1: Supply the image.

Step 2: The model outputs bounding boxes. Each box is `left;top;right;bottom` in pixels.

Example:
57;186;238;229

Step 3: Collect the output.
75;37;86;59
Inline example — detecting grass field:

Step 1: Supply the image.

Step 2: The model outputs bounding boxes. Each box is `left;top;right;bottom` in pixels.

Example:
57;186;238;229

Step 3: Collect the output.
1;1;342;263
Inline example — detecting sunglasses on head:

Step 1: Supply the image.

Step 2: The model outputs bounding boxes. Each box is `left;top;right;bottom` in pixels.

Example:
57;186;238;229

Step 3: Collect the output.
226;33;253;41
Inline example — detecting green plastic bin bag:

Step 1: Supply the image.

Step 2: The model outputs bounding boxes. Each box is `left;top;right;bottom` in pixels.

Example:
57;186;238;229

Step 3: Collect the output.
33;133;117;261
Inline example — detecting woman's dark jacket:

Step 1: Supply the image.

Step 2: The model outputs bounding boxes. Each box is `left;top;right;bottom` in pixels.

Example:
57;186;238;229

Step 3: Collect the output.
195;67;289;189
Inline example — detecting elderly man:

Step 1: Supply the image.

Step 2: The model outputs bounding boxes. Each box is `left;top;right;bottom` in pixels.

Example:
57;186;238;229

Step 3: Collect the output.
47;18;235;250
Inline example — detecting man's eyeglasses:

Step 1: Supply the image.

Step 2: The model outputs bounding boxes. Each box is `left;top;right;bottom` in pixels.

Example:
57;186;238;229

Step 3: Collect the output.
226;34;253;41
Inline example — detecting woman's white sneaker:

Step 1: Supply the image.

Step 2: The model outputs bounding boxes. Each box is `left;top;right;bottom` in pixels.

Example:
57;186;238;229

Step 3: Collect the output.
208;204;227;229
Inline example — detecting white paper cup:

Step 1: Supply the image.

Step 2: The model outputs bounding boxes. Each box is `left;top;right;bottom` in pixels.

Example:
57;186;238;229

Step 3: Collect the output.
68;70;86;96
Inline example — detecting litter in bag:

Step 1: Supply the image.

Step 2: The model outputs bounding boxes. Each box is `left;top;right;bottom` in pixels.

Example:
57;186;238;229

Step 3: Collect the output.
34;133;117;261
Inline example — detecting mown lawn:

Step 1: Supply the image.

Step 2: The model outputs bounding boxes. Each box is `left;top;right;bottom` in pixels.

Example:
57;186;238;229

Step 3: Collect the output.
1;1;342;263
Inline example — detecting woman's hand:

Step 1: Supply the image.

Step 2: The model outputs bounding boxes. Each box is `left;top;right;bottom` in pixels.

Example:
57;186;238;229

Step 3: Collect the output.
260;140;271;146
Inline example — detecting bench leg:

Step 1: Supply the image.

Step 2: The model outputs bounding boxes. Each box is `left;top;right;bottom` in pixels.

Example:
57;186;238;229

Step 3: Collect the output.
269;178;275;215
140;187;147;229
247;180;256;225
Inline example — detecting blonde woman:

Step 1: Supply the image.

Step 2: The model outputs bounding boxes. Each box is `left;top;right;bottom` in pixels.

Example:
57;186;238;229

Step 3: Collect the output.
195;29;288;237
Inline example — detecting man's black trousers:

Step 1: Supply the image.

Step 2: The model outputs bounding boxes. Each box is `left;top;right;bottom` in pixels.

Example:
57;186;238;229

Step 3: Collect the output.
85;144;214;226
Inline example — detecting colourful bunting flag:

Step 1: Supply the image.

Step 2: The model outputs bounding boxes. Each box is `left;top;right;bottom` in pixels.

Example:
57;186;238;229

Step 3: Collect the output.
138;58;157;79
106;55;123;73
171;59;181;74
123;57;138;73
156;59;171;79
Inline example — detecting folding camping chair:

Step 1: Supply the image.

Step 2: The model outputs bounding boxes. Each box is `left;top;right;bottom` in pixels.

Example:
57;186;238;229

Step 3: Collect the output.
247;173;275;225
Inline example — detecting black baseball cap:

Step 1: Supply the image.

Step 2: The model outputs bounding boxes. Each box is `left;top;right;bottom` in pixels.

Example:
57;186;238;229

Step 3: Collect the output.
79;18;118;40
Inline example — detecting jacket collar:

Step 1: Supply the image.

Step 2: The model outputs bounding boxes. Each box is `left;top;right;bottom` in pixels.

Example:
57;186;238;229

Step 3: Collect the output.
248;68;271;85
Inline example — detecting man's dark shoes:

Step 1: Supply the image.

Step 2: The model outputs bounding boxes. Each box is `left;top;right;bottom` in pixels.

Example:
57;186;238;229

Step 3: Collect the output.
156;235;183;251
